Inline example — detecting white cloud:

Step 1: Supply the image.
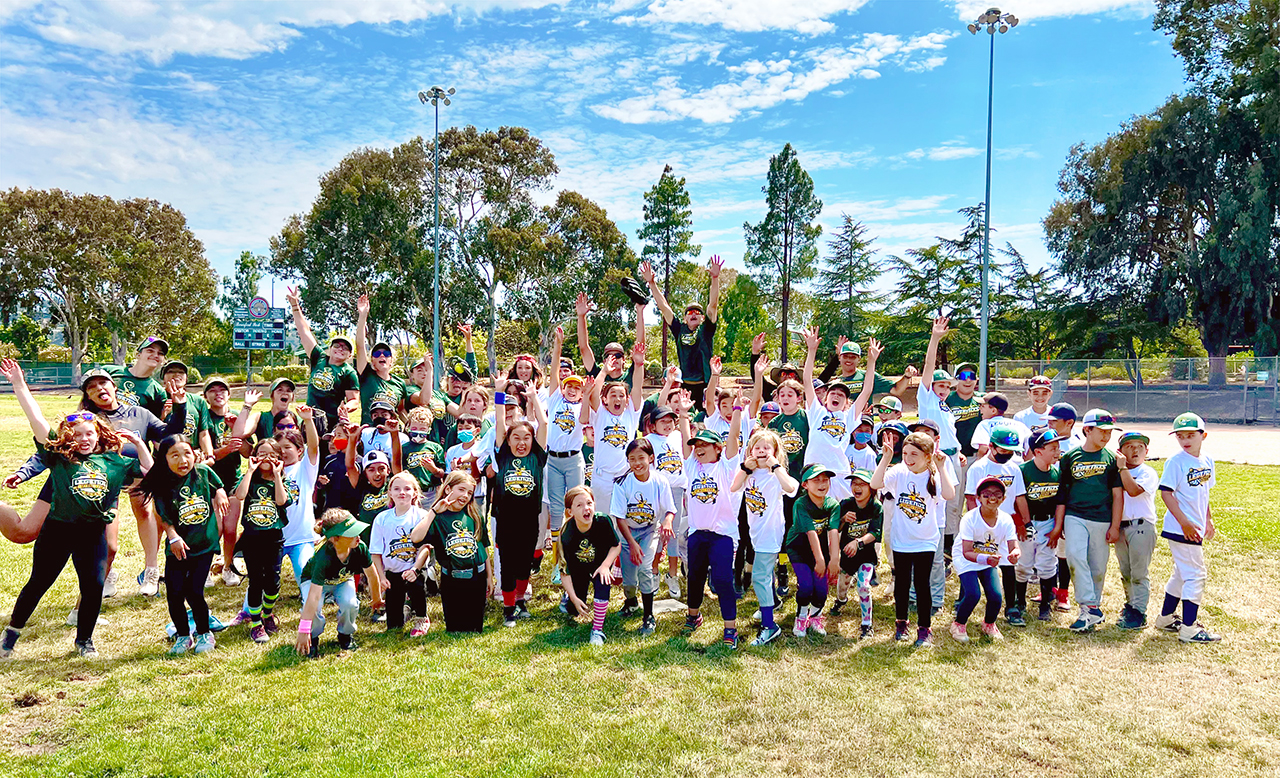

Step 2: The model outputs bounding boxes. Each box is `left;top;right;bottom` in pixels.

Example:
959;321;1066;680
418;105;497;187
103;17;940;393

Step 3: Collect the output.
591;31;956;124
948;1;1155;23
895;139;981;162
613;0;872;35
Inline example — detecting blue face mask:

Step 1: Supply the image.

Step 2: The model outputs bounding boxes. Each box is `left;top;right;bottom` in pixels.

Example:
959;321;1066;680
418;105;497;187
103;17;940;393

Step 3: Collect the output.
854;431;873;445
457;429;475;443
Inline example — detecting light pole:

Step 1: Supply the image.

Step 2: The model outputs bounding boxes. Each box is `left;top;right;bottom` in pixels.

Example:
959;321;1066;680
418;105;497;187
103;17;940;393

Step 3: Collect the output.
968;8;1016;390
418;85;455;375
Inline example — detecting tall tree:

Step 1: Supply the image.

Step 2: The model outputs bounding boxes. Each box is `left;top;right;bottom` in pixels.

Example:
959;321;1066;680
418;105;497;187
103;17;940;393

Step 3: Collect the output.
718;273;771;362
743;143;823;361
992;243;1060;362
814;215;881;351
637;165;701;365
219;251;265;317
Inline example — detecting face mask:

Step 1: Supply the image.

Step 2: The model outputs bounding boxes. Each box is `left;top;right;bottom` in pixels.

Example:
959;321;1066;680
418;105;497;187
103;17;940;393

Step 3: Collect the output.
332;437;348;452
854;431;873;445
457;429;475;443
991;449;1014;464
408;431;429;444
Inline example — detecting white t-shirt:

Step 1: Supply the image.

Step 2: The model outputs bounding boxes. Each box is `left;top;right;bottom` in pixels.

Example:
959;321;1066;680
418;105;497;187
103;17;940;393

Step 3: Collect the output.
846;443;877;473
882;463;944;553
370;505;427;574
647;431;687;490
935;456;959;529
444;442;487;499
740;467;797;554
544;390;583;453
1121;463;1159;522
964;456;1027;516
1013;406;1052;432
953;508;1017;574
1159;451;1215;541
280;453;319;547
704;409;753;452
805;398;859;474
359;427;409;457
609;470;675;530
683;454;741;539
592;405;640;483
972;417;1033;454
915;384;960;452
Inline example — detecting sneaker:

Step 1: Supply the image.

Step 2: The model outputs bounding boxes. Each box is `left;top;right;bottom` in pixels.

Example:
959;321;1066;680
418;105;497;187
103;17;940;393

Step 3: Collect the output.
723;631;739;650
1088;606;1105;626
249;625;269;643
894;621;909;642
559;593;569;615
337;634;358;651
750;625;783;646
807;615;827;637
619;601;641;618
981;622;1004;640
1054;588;1071;612
1;627;20;659
503;610;517;628
751;609;763;622
859;624;873;639
1153;613;1182;633
682;613;703;635
410;617;431;637
229;610;253;627
913;628;934;648
666;574;682;600
193;632;216;653
103;569;119;598
1117;605;1147;630
870;570;879;587
589;629;606;647
1028;589;1042;603
638;615;656;637
307;640;320;660
370;607;385;625
221;567;242;587
829;599;846;617
204;568;219;588
65;609;108;628
775;584;791;599
514;602;533;620
949;622;970;643
75;639;99;659
792;615;810;638
1069;607;1103;633
1006;609;1026;628
551;566;562;586
262;615;279;636
1178;622;1222;644
138;566;160;597
169;636;193;656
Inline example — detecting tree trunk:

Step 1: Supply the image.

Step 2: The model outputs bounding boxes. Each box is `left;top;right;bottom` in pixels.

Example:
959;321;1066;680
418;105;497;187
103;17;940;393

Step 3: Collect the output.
110;331;126;366
780;277;790;362
486;282;499;382
661;245;670;367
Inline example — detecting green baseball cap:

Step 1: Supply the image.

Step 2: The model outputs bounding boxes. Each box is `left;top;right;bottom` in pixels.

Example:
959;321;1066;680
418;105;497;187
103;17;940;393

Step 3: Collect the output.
269;377;296;394
322;513;369;539
846;468;874;484
80;367;115;389
1170;412;1206;433
203;375;230;393
799;463;837;482
930;369;954;384
161;359;188;376
839;341;862;356
136;336;169;355
1118;431;1150;447
990;425;1023;452
876;396;903;413
690;428;724;446
329;335;354;351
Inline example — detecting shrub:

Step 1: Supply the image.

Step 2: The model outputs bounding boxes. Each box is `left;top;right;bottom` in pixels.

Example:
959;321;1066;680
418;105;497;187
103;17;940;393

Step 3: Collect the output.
186;366;204;384
0;342;20;360
257;365;309;384
38;346;73;362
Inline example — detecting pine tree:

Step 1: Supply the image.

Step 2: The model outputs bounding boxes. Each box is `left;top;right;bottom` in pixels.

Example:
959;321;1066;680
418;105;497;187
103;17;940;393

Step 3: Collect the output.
637;165;700;365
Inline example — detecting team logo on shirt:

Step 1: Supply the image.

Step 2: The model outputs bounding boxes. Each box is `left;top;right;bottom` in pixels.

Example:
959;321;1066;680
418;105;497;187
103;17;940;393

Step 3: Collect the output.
655;447;683;475
182;411;198;439
371;387;398;409
680;329;698;347
972;535;1000;555
284;476;300;506
70;462;109;502
553;408;577;433
1026;481;1059;501
117;380;141;408
990;473;1015;488
778;424;804;455
584;462;594;484
1071;460;1110;480
504;463;537;497
362;488;389;515
842;513;870;538
1186;467;1212;487
245;489;279;527
950;402;980;422
176;486;210;526
444;520;478;559
601;422;629;449
689;472;719;504
817;413;847;441
896;486;928;524
575;539;596;563
387;530;415;562
626;494;656;525
311;369;336;392
743;482;767;516
405;447;434;471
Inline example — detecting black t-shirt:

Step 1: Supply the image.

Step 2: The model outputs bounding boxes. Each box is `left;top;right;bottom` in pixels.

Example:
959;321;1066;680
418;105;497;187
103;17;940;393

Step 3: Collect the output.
560;512;620;580
836;496;883;570
317;453;359;517
490;441;549;520
669;318;716;384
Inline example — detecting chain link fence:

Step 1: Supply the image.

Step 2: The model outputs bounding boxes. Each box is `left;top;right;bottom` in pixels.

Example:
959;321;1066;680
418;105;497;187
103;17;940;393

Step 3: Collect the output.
0;359;297;389
992;357;1280;425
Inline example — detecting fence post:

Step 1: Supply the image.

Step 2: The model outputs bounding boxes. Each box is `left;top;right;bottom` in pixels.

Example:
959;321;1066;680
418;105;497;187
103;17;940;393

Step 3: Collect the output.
1187;357;1192;412
1135;359;1140;418
1272;356;1278;427
1085;360;1091;409
1243;359;1249;424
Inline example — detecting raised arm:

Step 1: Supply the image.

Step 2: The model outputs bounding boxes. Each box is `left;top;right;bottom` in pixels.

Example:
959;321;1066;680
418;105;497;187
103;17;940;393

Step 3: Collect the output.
629;340;645;411
344;423;360;488
726;388;745;460
801;326;820;408
0;359;51;442
706;255;722;323
549;325;564;396
870;443;893;491
286;286;318;356
639;261;676;325
677;394;694;459
852;338;882;418
493;376;509;447
706;356;721;404
751;350;767;413
922;316;947;382
575;292;596;375
528;382;549;448
355;293;370;375
232;389;263;439
299;405;320;464
580;374;598;419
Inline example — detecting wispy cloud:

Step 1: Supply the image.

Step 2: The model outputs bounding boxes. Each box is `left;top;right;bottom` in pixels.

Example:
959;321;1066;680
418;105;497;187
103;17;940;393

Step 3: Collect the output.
894;139;981;162
948;0;1155;22
613;0;873;35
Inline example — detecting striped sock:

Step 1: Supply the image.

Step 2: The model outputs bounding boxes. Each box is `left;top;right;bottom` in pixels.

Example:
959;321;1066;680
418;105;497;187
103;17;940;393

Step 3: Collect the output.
262;592;279;617
592;599;608;632
247;604;262;624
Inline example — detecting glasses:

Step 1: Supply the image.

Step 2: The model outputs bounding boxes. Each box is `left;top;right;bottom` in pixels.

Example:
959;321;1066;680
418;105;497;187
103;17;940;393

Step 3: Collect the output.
956;371;977;380
276;423;297;430
371;350;393;358
65;412;96;423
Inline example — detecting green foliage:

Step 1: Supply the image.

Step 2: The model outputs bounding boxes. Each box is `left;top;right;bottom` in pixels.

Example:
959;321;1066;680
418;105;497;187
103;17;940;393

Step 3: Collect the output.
219;251;264;316
256;365;309;385
1;313;49;360
719;274;771;362
813;215;882;351
637;165;701;364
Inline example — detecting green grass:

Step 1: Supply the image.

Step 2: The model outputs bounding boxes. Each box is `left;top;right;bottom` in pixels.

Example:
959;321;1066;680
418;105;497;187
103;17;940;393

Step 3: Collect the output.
1;392;1279;777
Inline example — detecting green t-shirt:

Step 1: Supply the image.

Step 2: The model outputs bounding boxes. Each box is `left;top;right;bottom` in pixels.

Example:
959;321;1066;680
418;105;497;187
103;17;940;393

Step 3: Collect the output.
357;480;390;542
156;465;224;558
768;410;810;480
206;408;242;487
403;439;446;492
425;508;490;573
430;388;453;444
307;346;359;421
302;541;373;586
42;444;143;524
785;494;838;564
168;393;209;449
240;474;293;532
491;443;548;519
834;369;896;398
1020;461;1061;524
359;365;410;426
582;444;595;486
1058;447;1120;523
106;365;168;418
945;392;983;456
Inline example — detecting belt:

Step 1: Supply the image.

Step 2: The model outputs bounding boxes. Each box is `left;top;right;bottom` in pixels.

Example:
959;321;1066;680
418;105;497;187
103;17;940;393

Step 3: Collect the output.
549;449;580;459
943;447;959;457
442;564;487;579
1119;518;1146;528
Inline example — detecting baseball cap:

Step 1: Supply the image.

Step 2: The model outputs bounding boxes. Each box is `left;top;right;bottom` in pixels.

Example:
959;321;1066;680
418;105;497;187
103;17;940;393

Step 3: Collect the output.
1170;412;1206;433
839;342;862;357
975;475;1008;496
981;392;1009;414
1028;428;1060;451
760;401;781;416
602;342;625;358
502;392;521;407
161;359;188;376
930;369;954;385
1048;403;1077;422
769;362;801;385
685;302;705;314
880;421;910;440
362;450;391;469
799;463;837;482
990;425;1023;451
450;361;475;383
369;399;396;413
691;428;724;446
1118;431;1150;447
847;468;874;484
954;363;978;380
909;418;941;435
562;375;584;388
410;356;427;370
876;396;903;413
269;377;296;394
322;513;369;539
823;380;851;396
651;406;677;422
1081;408;1118;429
329;335;354;351
203;375;230;393
855;416;873;430
559;357;574;370
136;336;169;355
80;367;116;389
1029;375;1052;389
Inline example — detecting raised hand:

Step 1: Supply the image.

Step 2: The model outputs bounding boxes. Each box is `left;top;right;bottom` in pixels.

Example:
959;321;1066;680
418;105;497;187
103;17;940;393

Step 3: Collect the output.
755;351;770;374
664;365;679;384
867;337;883;361
356;294;370;316
710;356;722;377
297;405;314;422
639;261;656;285
803;326;820;352
243;389;263;407
383;418;400;433
931;316;949;337
836;335;848;351
553;325;564;345
1;358;25;385
708;255;723;278
631;340;646;365
286;286;301;307
457;323;472;339
165;375;187;403
575;291;592;317
750;332;766;354
903;364;920;378
494;374;507;393
117;429;143;448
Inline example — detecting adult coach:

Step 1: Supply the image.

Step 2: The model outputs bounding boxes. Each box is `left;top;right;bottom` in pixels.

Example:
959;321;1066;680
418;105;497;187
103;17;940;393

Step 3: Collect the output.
286;286;358;438
818;336;915;403
638;256;723;411
575;292;641;390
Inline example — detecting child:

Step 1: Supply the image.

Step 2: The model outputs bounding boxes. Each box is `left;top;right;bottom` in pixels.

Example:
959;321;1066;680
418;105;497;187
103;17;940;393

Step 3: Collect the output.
785;464;840;637
584;341;646;513
874;395;904;424
1013;375;1054;431
137;435;230;655
1046;402;1081;609
731;429;799;646
846;418;877;473
761;349;808;599
559;486;621;646
371;472;432;636
800;328;879;503
294;509;383;658
1050;408;1122;633
201;376;245;587
950;476;1020;643
444;414;487;505
411;471;493;633
679;395;744;648
646;405;687;600
830;469;882;639
544;326;586;587
1112;431;1159;631
274;408;321;615
962;425;1027;625
971;394;1032;462
872;431;955;647
875;420;909;579
1015;429;1062;621
1153;413;1221;643
234;439;293;643
485;377;550;627
610;438;676;636
908;418;961;618
402;406;446;505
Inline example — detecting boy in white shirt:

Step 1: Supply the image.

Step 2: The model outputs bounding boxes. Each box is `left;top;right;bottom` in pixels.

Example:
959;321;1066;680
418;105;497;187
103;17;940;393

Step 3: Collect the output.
1012;375;1054;431
971;393;1032;462
800;327;879;502
1112;431;1160;630
1152;414;1221;643
963;425;1028;625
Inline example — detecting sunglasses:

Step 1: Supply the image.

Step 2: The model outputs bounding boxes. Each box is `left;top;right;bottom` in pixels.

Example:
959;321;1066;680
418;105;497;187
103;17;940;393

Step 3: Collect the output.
956;371;977;380
371;349;393;358
65;412;96;424
276;422;297;430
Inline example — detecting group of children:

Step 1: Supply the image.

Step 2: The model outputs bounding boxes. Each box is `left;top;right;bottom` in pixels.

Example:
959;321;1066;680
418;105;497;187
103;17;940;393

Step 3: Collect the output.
0;272;1226;659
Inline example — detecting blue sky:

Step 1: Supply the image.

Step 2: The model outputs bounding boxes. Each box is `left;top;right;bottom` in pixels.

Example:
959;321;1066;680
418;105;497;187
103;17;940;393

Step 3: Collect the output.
0;0;1187;305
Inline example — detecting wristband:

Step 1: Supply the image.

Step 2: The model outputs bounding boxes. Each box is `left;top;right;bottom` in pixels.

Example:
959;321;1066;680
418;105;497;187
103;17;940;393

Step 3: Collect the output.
494;392;506;406
739;463;752;474
976;554;991;566
732;405;744;412
297;619;312;633
168;536;182;545
770;463;781;471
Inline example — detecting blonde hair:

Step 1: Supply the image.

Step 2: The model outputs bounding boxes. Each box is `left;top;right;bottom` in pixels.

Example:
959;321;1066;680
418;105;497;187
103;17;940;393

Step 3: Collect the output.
406;406;434;428
744;429;783;460
314;507;354;537
388;471;421;506
563;484;594;520
902;431;939;497
47;414;123;460
461;385;490;411
433;470;483;524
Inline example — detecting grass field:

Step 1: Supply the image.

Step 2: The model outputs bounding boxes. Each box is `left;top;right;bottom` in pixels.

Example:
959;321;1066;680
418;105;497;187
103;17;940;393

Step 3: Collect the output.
1;391;1278;777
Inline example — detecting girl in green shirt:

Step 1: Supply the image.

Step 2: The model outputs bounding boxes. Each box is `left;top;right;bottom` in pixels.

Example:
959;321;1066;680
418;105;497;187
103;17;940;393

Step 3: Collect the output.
234;439;292;644
411;471;493;633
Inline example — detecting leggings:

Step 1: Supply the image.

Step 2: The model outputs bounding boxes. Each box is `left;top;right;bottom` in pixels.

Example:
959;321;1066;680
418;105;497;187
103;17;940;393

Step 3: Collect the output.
496;513;539;598
9;519;108;644
686;530;737;621
384;570;427;629
165;551;216;637
838;563;876;625
239;530;284;622
440;573;487;633
568;572;611;605
792;557;830;611
894;551;935;629
955;567;1002;625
